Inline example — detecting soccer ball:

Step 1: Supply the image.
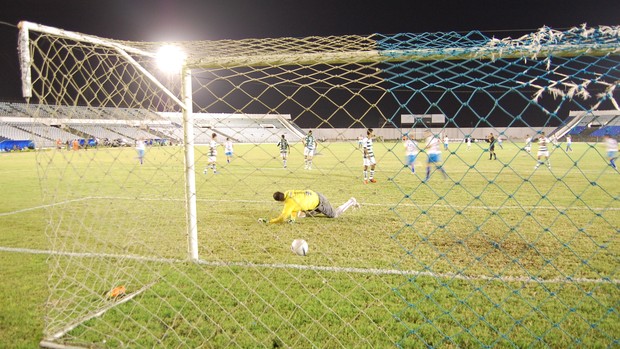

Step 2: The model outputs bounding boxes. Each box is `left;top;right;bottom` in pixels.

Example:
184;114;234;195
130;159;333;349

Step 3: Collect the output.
291;239;308;256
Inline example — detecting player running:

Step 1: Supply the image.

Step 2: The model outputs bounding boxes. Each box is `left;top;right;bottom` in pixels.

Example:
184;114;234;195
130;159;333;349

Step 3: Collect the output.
534;132;551;170
424;130;447;181
524;134;532;153
403;133;419;173
604;134;618;169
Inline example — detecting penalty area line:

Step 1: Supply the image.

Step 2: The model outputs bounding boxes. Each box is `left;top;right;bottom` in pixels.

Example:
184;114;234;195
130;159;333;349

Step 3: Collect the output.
0;246;617;285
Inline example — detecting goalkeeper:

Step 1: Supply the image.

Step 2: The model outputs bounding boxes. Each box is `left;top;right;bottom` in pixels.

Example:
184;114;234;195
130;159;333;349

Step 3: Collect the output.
260;190;359;224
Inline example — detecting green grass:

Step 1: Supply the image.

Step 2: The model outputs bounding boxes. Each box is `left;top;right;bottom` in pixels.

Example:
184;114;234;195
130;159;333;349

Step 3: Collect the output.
0;140;618;348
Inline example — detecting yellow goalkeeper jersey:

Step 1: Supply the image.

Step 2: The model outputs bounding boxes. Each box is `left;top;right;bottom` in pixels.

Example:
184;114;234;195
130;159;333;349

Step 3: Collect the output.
269;190;320;223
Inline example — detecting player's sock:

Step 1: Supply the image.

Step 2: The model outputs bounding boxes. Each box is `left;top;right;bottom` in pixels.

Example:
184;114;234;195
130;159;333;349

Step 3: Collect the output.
611;159;616;168
335;198;358;217
411;166;415;173
370;170;375;179
363;170;367;181
425;167;430;180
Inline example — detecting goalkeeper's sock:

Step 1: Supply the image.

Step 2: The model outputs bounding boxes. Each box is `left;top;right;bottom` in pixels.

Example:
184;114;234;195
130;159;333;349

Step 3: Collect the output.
335;197;357;217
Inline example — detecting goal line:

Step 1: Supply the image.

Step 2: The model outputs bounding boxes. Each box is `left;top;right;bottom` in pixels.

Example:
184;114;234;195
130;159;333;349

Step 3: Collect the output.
1;246;616;285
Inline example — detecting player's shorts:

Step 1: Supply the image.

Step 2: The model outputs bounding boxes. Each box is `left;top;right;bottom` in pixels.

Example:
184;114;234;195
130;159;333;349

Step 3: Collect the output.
280;151;289;158
208;156;216;163
427;153;441;163
363;156;376;166
314;192;336;218
225;151;233;156
537;150;549;157
304;148;314;157
608;150;618;159
406;154;417;166
137;149;145;158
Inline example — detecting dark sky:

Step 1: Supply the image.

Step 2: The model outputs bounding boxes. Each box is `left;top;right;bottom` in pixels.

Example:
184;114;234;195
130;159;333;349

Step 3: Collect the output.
1;0;619;100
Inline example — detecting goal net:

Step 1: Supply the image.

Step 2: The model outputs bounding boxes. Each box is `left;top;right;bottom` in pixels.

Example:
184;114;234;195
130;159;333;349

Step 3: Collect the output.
18;21;620;347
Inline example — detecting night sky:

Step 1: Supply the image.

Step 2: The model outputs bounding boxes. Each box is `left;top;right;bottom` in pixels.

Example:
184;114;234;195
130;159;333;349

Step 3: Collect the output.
0;0;618;109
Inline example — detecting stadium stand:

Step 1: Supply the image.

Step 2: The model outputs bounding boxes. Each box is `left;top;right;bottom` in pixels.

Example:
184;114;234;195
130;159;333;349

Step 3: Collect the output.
550;110;620;140
0;102;304;148
591;125;620;136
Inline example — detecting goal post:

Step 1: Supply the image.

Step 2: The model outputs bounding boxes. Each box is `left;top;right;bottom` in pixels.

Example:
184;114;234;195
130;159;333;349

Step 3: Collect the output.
16;21;620;348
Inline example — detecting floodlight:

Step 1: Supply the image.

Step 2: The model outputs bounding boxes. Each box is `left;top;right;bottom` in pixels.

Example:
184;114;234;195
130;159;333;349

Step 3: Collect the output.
156;45;186;73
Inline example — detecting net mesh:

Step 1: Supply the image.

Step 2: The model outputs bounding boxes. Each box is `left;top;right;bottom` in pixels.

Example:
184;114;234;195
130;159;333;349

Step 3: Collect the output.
17;22;619;347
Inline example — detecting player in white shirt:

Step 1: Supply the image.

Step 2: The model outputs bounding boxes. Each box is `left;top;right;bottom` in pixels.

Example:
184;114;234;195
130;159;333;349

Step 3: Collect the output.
604;134;618;169
534;132;551;170
524;135;532;153
565;135;573;152
466;136;471;151
443;135;449;150
135;138;146;165
303;130;316;170
363;128;377;183
424;130;447;181
204;133;219;174
224;138;234;163
277;135;290;168
403;133;419;173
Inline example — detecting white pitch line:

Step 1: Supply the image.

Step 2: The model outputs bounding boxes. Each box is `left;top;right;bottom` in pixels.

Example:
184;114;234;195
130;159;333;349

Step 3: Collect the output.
100;196;620;212
1;246;617;285
0;197;93;217
2;195;617;216
43;279;158;342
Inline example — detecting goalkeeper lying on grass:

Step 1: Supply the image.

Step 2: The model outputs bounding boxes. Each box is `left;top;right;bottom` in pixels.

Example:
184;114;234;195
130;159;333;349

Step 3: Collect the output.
259;189;360;224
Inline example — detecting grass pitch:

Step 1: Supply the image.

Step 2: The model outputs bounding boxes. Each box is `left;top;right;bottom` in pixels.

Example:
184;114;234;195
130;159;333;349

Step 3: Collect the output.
0;139;618;348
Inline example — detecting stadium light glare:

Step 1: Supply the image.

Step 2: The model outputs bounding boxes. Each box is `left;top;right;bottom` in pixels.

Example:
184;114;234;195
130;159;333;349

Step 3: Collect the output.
156;45;186;73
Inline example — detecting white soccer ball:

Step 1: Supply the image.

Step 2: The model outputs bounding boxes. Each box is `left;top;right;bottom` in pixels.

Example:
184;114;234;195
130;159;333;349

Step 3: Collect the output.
291;239;309;256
